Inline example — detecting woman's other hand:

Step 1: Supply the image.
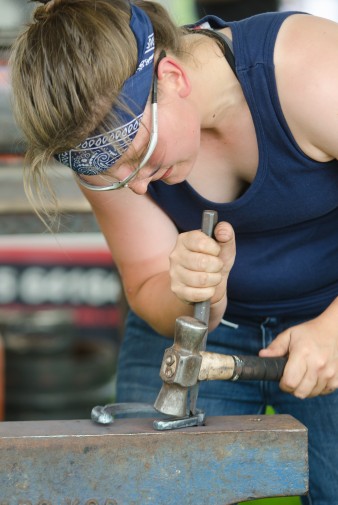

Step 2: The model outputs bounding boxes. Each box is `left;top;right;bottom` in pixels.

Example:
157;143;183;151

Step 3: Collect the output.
259;300;338;398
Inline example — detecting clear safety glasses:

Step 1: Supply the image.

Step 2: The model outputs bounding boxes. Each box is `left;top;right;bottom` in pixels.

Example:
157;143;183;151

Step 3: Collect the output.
77;53;165;192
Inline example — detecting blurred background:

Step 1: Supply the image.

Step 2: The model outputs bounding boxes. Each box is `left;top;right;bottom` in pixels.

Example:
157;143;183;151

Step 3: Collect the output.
155;0;338;23
0;0;126;424
0;1;336;502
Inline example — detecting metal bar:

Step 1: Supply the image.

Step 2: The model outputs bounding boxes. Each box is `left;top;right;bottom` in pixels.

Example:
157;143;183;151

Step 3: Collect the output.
0;414;308;504
193;209;218;328
190;209;218;415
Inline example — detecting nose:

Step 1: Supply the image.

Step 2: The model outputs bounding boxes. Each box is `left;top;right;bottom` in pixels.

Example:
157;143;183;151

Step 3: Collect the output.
127;176;151;195
126;162;161;194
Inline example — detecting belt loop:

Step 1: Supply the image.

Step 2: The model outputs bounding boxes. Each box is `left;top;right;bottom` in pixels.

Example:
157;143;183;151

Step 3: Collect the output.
260;317;270;348
220;318;239;329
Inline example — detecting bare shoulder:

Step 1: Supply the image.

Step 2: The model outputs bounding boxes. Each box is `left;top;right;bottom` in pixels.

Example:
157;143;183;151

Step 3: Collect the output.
274;14;338;161
275;13;338;68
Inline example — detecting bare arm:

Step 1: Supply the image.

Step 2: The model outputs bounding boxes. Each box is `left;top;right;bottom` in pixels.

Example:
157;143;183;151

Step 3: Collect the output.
81;186;235;337
275;13;338;162
260;14;338;397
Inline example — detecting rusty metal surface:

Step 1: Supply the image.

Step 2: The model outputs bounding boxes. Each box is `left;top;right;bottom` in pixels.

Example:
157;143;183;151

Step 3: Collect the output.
0;414;308;505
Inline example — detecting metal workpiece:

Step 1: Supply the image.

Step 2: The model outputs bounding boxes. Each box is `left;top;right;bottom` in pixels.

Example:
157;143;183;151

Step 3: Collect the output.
0;415;308;505
91;402;159;425
153;408;206;431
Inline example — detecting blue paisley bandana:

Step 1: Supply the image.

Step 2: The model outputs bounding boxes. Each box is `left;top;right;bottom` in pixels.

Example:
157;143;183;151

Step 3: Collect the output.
54;3;155;175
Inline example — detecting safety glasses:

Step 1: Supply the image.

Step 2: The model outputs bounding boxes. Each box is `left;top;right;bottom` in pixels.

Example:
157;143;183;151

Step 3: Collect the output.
77;52;166;192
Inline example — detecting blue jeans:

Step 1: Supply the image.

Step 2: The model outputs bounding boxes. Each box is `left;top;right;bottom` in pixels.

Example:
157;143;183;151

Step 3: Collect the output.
116;311;338;505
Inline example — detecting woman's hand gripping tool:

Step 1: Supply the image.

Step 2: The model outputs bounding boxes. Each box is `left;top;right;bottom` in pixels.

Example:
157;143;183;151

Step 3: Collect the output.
153;210;287;431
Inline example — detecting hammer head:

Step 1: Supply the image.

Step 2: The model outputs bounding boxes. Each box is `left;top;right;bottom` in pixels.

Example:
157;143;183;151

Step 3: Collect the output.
154;315;207;417
153;383;189;418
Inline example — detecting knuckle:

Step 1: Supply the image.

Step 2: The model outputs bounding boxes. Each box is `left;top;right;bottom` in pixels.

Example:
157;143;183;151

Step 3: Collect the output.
197;254;209;271
216;272;223;284
196;234;209;251
294;390;307;400
281;376;298;391
188;288;212;303
197;272;210;287
170;284;180;297
169;250;179;266
315;358;327;372
173;285;214;305
323;366;336;381
194;288;214;302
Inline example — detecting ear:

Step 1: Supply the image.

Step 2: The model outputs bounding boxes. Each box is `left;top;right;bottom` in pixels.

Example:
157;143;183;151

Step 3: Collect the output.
156;55;191;98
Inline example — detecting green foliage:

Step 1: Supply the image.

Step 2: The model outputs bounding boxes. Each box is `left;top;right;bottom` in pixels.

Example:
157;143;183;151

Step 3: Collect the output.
243;498;301;504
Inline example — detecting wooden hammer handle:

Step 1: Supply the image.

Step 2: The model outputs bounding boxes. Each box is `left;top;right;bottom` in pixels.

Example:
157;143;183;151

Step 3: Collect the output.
199;351;287;382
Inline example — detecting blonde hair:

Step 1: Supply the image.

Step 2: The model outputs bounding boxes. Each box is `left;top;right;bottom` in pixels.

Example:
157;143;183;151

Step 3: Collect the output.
9;0;186;226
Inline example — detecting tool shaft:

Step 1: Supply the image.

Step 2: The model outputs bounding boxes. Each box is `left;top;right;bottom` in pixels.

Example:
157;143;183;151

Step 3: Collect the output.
189;210;218;415
193;210;218;329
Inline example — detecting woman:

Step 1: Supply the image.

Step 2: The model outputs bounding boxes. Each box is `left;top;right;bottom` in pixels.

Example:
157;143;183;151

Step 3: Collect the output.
10;1;338;503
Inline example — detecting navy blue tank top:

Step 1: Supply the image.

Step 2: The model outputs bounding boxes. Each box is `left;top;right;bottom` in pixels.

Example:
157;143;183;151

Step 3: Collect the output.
147;12;338;318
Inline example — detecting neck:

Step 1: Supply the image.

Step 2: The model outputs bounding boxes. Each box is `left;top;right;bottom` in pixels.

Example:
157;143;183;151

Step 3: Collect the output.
186;32;245;133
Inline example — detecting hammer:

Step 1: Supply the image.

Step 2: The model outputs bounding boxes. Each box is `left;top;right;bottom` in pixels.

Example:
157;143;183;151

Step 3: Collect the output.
154;210;287;424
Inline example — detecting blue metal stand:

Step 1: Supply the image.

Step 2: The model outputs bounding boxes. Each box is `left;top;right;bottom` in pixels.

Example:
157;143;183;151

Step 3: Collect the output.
0;414;308;504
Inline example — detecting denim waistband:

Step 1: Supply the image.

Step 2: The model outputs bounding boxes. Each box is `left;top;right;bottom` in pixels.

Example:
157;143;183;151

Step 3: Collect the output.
221;313;313;330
